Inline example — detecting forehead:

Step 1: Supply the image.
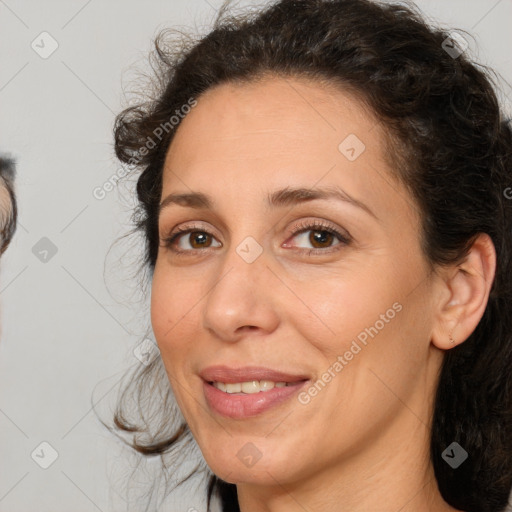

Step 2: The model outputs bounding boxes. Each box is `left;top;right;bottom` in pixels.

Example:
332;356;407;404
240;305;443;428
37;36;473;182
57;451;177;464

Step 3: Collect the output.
169;76;379;157
160;76;415;229
164;76;387;182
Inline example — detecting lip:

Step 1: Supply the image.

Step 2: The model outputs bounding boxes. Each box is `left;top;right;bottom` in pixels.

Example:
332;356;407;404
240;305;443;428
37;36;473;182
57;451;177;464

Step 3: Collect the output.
199;365;309;384
199;365;310;419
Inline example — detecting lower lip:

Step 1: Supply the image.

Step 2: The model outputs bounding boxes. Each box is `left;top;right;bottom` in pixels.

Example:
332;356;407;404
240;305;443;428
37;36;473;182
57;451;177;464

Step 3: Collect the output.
202;380;309;419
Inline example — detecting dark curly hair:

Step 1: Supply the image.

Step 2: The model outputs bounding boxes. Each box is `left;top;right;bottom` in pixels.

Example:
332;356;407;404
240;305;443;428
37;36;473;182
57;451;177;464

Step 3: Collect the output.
0;156;17;256
112;0;512;510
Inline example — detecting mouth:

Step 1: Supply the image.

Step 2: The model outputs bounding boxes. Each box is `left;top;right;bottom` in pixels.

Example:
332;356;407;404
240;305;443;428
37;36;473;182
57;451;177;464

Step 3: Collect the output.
199;365;310;418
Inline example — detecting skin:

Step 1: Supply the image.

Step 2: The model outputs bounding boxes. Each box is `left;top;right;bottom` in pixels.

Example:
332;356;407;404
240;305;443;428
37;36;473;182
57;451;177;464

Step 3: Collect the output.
151;75;496;512
0;172;14;339
0;175;13;250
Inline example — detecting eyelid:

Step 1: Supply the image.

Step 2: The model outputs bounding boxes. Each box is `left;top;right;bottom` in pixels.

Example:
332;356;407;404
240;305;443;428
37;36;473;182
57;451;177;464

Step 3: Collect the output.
159;219;218;241
283;218;351;244
160;221;221;251
160;218;352;255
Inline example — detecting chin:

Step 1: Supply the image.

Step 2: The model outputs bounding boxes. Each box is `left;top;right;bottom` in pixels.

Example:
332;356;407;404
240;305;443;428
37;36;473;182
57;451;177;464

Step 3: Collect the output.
200;441;300;486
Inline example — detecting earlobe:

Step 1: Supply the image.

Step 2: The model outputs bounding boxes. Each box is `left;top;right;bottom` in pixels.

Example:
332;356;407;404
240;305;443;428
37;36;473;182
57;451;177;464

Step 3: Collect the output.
431;233;496;350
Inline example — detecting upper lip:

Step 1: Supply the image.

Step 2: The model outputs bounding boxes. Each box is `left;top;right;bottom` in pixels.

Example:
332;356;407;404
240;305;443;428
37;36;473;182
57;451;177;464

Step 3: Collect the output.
199;365;310;384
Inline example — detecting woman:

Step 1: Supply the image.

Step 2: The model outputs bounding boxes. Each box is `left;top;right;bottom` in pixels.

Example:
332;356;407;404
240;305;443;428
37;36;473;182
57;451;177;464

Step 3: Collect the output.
0;156;17;256
112;0;512;510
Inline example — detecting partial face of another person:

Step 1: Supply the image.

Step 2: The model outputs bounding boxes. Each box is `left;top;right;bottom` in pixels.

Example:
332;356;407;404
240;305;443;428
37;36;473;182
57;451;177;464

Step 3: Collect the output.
151;76;447;486
0;158;15;256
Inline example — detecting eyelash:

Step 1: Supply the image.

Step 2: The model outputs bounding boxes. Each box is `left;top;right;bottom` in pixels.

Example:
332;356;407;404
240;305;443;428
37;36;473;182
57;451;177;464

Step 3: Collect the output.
161;220;352;257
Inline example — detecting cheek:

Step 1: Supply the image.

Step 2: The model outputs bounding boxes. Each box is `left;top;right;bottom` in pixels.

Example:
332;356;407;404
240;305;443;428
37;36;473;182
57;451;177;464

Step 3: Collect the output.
292;259;430;416
287;274;427;441
314;264;433;392
150;266;198;360
292;266;402;359
149;267;202;414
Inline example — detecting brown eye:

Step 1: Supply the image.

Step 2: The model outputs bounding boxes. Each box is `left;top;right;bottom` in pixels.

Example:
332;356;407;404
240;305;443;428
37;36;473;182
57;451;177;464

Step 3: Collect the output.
162;226;222;253
284;220;351;254
308;229;336;248
187;231;213;249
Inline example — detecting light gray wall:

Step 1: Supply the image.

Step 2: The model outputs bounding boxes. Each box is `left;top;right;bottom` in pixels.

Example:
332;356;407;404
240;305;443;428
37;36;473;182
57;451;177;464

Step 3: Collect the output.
1;1;511;511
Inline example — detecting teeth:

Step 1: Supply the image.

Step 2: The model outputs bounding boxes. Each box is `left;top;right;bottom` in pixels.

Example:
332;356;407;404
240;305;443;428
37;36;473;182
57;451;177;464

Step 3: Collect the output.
215;382;227;392
241;381;260;394
212;380;290;393
226;383;241;393
260;380;276;391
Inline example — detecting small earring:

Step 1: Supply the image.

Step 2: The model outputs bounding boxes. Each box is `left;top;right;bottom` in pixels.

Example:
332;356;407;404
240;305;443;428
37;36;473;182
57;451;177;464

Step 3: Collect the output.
449;332;455;344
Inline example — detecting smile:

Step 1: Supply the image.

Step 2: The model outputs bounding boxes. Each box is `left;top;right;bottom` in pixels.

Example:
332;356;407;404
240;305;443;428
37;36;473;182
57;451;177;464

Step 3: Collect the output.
199;365;310;418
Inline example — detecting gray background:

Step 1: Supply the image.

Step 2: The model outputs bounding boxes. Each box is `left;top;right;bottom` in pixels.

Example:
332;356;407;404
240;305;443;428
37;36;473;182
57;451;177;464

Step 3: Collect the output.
1;1;511;511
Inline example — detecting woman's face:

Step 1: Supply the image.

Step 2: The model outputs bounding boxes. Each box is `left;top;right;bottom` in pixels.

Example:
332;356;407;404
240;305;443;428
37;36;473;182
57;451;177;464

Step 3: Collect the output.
151;76;446;487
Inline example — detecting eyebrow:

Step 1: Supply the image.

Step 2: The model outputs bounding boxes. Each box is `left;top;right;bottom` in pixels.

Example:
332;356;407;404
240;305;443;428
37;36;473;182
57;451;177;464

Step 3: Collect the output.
158;185;377;220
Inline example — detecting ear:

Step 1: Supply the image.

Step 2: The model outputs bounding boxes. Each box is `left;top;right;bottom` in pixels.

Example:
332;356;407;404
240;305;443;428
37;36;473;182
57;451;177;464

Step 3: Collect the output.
431;233;496;350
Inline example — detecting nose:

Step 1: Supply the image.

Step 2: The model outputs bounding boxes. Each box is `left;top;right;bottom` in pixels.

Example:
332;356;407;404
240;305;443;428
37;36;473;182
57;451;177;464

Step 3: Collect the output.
202;239;281;343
